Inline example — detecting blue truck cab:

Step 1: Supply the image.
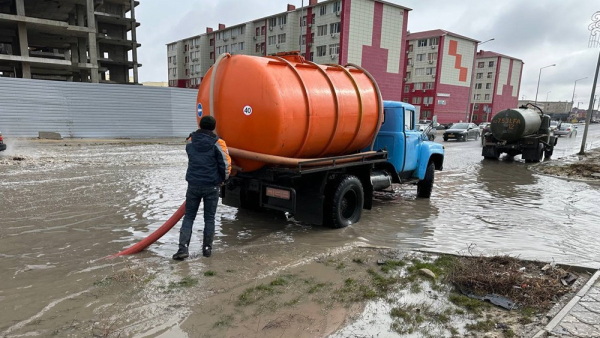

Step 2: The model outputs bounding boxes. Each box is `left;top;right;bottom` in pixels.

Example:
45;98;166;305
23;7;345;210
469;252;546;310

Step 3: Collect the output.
373;101;445;197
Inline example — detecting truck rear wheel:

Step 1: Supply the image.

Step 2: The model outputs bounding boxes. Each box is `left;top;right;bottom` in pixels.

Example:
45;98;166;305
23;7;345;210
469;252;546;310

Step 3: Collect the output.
544;148;553;159
323;175;364;229
417;162;435;198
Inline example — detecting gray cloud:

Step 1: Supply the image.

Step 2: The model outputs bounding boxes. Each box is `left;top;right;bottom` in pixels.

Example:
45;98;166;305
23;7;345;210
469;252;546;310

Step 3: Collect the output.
136;0;600;108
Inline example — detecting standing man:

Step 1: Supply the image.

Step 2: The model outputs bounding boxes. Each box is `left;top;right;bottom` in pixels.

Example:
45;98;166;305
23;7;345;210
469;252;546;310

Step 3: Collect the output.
173;115;231;260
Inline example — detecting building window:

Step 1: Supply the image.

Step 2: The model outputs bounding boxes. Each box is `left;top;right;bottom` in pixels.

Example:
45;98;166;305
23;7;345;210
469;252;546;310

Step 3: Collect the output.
261;43;265;54
216;32;222;40
168;56;172;63
317;25;327;36
425;82;435;90
478;62;484;68
301;16;307;26
310;33;314;43
408;44;413;52
418;39;427;47
488;61;494;67
333;1;341;13
414;82;423;90
309;52;314;61
269;18;277;27
474;103;480;110
487;72;493;78
209;38;214;46
185;56;188;63
407;58;413;66
416;53;425;61
485;94;490;100
403;98;409;103
330;22;340;34
485;83;491;89
278;34;286;44
429;37;439;46
317;45;327;57
261;26;266;35
329;43;339;55
268;36;276;45
239;42;245;50
415;68;424;76
185;69;189;76
474;94;481;100
427;52;438;61
210;52;214;59
473;115;478;121
320;5;327;16
475;83;482;89
412;97;422;104
424;97;434;104
404;85;410;93
300;35;306;45
425;67;436;75
476;72;483;79
256;27;260;36
406;71;411;79
255;44;260;52
279;15;287;26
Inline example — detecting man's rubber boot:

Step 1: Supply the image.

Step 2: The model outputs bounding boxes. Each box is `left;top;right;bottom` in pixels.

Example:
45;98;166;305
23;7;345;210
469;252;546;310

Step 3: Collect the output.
173;228;192;260
202;234;213;258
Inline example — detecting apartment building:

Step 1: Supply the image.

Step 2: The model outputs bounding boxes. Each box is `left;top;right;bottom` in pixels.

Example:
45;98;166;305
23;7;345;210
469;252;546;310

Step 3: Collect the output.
0;0;141;84
167;0;410;101
401;30;478;124
470;50;523;123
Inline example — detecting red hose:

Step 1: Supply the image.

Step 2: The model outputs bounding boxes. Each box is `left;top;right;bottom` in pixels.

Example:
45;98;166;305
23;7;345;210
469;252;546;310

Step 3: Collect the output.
107;202;186;258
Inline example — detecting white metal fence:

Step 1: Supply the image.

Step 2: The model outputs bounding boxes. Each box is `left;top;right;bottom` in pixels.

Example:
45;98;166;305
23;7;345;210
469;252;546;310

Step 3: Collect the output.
0;77;198;137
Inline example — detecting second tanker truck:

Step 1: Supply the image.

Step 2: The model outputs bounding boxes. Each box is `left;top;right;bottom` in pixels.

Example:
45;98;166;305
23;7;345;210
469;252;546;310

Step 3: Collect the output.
196;52;444;229
482;104;557;162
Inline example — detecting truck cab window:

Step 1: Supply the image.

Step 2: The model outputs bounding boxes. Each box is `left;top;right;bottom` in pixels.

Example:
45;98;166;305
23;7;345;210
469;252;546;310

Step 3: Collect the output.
405;109;414;131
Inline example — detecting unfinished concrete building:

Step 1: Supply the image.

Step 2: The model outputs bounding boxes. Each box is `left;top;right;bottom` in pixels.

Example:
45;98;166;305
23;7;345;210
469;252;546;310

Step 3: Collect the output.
0;0;140;84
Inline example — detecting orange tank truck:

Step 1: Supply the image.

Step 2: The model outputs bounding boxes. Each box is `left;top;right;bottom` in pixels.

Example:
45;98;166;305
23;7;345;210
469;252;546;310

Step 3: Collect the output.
196;52;382;172
195;52;445;229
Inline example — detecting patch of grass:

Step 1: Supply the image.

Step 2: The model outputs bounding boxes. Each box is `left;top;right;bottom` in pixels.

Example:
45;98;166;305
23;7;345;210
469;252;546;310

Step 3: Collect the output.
465;319;496;332
410;282;422;294
308;283;327;294
226;269;235;273
454;309;465;315
336;262;346;270
504;328;516;338
352;258;364;264
448;293;489;314
204;270;216;277
367;269;398;293
237;284;276;306
212;315;234;329
380;260;406;273
283;296;301;306
519;307;537;324
169;276;198;289
270;277;288;286
449;327;459;336
390;307;411;320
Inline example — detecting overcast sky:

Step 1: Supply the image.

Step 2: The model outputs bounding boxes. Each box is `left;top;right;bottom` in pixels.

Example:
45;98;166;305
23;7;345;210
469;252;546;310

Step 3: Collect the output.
136;0;600;108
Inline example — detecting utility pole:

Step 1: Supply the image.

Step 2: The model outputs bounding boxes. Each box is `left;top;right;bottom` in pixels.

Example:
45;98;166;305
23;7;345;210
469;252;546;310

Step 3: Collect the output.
580;12;600;155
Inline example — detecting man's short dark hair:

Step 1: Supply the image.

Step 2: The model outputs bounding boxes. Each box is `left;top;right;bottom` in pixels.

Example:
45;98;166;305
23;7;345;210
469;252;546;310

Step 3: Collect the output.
200;116;216;131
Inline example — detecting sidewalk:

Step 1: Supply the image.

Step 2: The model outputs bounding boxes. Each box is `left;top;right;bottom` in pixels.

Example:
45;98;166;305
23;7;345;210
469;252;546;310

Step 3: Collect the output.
534;270;600;337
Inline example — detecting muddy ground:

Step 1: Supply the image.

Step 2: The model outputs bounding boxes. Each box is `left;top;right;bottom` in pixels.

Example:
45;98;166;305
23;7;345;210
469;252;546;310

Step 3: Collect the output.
534;148;600;181
2;132;600;337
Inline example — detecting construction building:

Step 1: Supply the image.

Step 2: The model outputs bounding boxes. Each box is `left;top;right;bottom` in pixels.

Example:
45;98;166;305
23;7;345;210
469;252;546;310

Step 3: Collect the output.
167;0;410;101
469;50;523;123
400;29;479;124
0;0;140;84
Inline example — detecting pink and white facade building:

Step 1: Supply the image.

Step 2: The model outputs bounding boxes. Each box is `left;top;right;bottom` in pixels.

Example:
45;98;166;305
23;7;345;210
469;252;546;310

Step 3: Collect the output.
167;0;410;101
401;30;479;124
469;50;523;123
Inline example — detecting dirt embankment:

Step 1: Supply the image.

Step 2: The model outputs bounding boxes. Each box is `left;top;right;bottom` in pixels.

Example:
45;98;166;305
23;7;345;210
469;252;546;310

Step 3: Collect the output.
534;148;600;180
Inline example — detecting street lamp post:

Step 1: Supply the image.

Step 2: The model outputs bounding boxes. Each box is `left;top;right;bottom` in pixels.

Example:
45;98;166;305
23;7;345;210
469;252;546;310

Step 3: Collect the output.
571;77;588;104
534;64;556;105
580;11;600;154
465;38;494;122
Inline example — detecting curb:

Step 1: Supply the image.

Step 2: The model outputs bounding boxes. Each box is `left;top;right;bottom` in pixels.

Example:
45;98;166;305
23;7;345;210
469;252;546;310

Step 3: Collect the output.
532;270;600;337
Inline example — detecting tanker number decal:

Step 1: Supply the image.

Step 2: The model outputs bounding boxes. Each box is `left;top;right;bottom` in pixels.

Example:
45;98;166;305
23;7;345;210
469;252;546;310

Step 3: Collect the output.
243;105;253;116
492;117;521;130
197;103;203;117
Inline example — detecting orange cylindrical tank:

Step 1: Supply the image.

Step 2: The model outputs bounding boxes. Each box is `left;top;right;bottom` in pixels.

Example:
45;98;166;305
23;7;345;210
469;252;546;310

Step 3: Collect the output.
196;53;382;172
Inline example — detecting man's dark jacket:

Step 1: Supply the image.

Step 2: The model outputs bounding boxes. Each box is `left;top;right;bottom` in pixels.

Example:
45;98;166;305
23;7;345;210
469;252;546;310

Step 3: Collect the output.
186;129;231;187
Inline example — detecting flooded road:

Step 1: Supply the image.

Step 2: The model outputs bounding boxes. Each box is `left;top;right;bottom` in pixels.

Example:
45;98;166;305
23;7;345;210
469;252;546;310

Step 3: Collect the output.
1;125;599;336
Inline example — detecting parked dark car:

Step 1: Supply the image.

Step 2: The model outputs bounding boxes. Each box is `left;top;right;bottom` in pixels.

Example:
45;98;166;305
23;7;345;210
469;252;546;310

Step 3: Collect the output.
0;131;6;152
415;123;437;141
443;123;480;141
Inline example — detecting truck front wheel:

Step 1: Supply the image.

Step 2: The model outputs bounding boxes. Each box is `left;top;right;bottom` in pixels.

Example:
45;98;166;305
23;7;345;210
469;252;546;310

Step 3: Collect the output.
417;163;435;198
323;175;364;229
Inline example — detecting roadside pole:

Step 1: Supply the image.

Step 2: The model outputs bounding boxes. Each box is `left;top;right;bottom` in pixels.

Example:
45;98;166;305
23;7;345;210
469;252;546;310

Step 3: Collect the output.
579;51;600;155
580;12;600;155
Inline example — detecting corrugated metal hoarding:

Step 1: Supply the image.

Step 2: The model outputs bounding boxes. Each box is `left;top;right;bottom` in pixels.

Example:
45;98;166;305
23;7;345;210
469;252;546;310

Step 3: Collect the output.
0;77;198;137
